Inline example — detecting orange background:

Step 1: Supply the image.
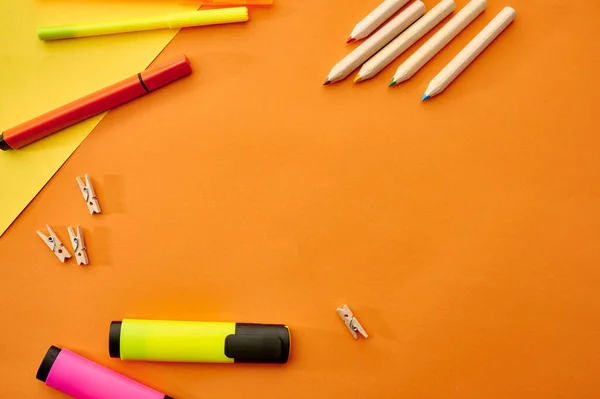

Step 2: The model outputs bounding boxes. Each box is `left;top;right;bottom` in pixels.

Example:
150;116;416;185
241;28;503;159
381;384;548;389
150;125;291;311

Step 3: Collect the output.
1;0;600;397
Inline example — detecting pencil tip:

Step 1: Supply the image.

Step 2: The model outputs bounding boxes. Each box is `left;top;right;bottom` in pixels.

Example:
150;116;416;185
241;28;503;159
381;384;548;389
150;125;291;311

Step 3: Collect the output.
347;37;356;43
389;79;396;87
323;79;331;86
353;74;362;83
422;94;431;101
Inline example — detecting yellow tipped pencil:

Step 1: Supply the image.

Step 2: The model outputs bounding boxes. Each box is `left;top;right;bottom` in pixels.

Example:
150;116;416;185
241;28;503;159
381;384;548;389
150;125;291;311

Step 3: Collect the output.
38;7;249;41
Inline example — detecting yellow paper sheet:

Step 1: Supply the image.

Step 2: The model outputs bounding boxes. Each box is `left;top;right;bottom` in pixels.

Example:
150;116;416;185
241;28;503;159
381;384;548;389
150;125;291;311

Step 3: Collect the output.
0;1;199;237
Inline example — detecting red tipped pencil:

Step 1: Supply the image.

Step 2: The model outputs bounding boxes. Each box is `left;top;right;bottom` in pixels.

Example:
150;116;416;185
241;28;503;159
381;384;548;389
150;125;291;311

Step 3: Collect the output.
348;0;410;42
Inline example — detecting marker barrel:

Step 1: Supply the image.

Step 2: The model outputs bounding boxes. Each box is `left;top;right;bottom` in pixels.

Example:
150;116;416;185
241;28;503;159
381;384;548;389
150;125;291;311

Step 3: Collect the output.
0;55;192;150
36;346;174;399
38;8;249;41
110;319;291;364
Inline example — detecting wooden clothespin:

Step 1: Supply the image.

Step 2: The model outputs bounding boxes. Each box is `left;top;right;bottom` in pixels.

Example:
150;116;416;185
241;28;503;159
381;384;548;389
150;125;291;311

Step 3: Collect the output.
77;174;101;214
337;304;368;339
68;226;89;265
37;225;72;263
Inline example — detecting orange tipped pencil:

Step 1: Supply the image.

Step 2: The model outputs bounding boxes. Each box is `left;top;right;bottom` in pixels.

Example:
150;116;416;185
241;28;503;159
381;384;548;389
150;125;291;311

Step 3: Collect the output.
0;55;192;150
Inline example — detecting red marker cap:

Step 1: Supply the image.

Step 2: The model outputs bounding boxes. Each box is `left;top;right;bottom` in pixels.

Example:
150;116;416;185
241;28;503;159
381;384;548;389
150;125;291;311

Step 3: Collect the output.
141;55;192;92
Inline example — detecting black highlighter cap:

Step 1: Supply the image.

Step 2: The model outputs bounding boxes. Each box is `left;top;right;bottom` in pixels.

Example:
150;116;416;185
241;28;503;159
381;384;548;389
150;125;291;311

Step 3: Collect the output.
0;133;11;151
36;346;62;383
226;323;291;363
109;321;122;358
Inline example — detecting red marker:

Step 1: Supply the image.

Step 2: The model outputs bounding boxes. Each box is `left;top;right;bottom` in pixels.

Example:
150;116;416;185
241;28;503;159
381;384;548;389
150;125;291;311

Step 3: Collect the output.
0;55;192;150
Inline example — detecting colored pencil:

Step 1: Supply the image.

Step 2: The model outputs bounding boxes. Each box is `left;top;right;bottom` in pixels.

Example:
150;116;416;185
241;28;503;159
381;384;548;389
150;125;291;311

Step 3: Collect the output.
347;0;410;43
391;0;487;86
324;1;426;85
422;6;515;100
355;0;455;83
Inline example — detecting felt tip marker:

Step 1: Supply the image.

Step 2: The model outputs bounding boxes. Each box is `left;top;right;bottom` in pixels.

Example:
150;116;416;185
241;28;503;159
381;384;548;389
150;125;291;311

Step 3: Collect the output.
38;8;249;41
37;346;175;399
110;319;291;364
0;54;192;151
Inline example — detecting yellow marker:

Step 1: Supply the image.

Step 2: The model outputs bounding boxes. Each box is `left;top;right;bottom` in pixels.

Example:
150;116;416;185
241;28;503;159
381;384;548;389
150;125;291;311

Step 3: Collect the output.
109;319;291;364
201;0;273;4
38;7;249;41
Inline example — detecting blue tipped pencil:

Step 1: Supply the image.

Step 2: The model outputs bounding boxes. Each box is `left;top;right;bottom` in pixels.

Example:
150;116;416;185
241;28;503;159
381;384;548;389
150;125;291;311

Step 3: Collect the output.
422;6;516;100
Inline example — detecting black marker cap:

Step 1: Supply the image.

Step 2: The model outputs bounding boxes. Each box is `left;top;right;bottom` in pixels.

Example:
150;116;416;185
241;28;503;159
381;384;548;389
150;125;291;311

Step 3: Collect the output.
36;346;62;383
109;321;122;358
226;323;290;363
0;133;11;151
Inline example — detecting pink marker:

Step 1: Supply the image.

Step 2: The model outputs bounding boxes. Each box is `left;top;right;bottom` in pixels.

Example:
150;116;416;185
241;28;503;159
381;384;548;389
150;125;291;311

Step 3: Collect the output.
36;346;174;399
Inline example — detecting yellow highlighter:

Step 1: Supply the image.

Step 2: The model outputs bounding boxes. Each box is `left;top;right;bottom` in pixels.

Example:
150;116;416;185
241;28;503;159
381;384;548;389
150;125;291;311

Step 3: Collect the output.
38;7;249;41
109;319;290;364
